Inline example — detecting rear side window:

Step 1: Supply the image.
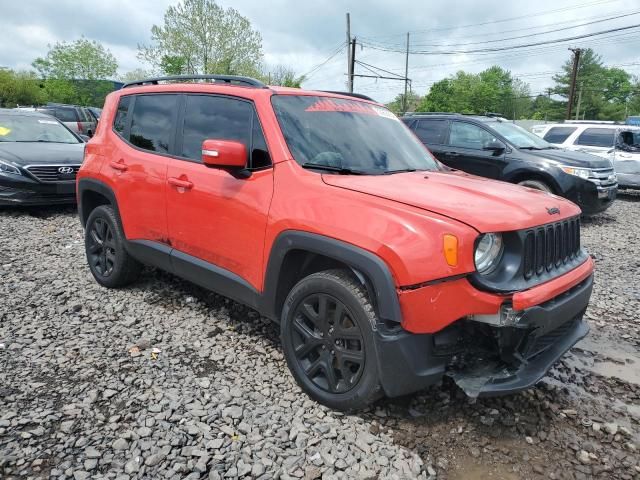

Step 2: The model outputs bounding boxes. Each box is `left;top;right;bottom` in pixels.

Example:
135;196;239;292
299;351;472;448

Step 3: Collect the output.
414;119;448;144
54;108;77;122
180;95;270;168
113;96;131;136
543;126;576;144
576;128;615;147
129;94;178;154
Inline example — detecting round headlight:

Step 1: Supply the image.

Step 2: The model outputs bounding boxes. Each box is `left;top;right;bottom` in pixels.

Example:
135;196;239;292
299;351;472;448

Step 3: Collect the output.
475;233;504;275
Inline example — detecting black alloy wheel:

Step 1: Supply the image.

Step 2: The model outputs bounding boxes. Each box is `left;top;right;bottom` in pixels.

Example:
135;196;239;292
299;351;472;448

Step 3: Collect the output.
87;217;116;278
290;293;365;394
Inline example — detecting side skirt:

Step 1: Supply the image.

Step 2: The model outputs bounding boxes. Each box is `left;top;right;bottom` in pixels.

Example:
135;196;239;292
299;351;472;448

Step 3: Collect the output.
125;240;261;311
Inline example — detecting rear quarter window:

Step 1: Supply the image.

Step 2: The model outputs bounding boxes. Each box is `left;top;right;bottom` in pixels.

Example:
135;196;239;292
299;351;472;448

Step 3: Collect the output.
54;108;78;122
113;96;131;136
576;128;615;147
543;126;576;144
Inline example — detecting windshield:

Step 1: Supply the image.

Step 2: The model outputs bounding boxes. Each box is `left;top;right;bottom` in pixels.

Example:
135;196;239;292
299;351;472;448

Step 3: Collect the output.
271;95;440;174
489;121;552;149
0;115;80;143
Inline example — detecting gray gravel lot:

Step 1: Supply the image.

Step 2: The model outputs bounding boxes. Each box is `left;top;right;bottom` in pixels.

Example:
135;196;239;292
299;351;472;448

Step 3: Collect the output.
0;193;639;480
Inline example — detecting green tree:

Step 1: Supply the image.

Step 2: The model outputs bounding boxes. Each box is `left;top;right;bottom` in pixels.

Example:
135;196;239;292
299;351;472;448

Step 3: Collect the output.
386;91;422;115
264;65;305;87
119;68;154;83
416;66;531;118
551;48;633;120
0;69;44;107
138;0;263;76
32;38;117;80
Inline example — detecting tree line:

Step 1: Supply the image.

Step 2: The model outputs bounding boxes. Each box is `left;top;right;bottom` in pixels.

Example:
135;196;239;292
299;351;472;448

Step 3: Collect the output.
386;49;640;121
0;0;303;108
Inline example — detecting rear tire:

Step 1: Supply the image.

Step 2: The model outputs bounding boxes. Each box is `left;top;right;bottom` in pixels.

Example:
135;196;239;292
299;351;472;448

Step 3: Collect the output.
281;269;382;411
518;179;552;193
84;205;141;288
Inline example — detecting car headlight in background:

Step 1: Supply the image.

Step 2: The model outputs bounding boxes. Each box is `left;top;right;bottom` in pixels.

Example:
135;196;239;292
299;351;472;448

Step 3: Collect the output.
560;166;590;179
0;159;21;176
475;233;504;275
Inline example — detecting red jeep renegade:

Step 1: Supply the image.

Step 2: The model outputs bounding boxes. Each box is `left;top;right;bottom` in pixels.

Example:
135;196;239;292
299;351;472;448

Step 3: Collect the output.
77;75;594;410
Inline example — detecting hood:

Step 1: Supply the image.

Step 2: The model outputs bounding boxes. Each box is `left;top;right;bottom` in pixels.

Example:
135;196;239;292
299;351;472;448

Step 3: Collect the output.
322;170;581;233
0;142;85;166
523;147;612;168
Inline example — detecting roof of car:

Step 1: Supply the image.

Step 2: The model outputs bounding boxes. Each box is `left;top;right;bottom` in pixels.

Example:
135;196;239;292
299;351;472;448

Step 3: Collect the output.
401;113;508;122
0;108;55;118
539;122;640;130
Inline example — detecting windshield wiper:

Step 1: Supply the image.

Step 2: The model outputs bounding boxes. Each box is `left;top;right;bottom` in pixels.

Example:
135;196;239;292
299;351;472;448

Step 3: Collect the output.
301;163;369;175
519;146;547;150
383;168;421;174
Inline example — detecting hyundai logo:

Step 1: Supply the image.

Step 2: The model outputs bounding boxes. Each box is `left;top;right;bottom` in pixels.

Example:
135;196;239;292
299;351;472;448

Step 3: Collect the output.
58;167;74;174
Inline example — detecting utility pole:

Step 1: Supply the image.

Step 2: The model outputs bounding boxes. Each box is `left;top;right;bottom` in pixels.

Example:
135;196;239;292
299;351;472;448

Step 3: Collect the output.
349;38;356;92
346;13;352;92
403;32;410;113
566;48;582;120
575;83;583;120
545;88;552;122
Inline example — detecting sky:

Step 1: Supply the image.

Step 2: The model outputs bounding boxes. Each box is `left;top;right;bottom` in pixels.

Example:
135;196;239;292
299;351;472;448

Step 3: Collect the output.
1;0;639;103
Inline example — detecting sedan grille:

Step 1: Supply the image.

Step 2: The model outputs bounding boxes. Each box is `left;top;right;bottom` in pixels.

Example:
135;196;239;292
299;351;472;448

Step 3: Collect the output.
26;165;81;182
523;217;581;280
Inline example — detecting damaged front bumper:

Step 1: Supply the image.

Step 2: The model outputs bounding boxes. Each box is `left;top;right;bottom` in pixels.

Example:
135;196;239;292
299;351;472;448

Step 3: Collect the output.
373;272;593;398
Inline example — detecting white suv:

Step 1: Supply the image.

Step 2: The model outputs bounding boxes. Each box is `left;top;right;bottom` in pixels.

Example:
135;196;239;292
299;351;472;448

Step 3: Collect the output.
532;122;640;190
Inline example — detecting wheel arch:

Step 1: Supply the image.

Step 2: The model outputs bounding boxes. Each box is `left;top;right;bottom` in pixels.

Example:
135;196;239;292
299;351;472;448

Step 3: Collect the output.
504;167;561;194
260;231;402;325
77;178;121;228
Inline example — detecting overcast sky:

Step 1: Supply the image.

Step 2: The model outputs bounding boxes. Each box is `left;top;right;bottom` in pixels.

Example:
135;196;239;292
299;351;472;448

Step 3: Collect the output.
1;0;639;103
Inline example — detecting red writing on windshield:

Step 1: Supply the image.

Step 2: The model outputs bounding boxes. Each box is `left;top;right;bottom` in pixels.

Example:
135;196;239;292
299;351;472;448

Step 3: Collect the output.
305;99;377;115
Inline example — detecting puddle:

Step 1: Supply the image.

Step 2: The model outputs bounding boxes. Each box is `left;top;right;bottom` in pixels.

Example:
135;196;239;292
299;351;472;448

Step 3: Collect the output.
449;460;520;480
572;334;640;386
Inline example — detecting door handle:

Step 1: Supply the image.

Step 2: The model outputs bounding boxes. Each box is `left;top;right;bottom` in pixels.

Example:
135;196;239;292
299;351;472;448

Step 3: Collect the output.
168;177;194;190
109;160;128;171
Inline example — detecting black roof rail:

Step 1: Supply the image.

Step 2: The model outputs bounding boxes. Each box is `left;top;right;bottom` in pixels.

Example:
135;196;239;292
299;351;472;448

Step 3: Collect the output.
483;112;504;117
320;91;375;101
122;74;267;89
403;112;460;116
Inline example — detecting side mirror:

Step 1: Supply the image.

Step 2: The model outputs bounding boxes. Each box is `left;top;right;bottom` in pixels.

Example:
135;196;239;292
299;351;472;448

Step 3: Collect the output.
202;139;247;168
483;140;505;154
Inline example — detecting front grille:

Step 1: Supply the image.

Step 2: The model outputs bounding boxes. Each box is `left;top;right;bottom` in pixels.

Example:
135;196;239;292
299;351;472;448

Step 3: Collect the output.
589;167;617;187
523;217;581;280
26;165;81;183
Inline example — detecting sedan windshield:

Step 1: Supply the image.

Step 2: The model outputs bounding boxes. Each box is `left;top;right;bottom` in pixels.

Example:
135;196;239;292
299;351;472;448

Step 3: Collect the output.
271;95;440;174
0;114;80;144
490;121;552;149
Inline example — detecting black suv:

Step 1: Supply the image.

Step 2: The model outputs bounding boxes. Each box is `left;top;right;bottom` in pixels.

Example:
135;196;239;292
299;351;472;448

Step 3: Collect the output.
402;114;617;215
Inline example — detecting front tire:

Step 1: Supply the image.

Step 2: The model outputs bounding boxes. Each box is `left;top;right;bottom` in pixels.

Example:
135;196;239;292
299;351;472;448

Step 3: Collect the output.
518;179;552;193
84;205;141;288
281;269;382;411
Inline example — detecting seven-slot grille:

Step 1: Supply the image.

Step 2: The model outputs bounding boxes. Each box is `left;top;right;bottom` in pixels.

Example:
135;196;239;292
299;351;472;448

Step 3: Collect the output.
26;165;81;182
522;217;581;280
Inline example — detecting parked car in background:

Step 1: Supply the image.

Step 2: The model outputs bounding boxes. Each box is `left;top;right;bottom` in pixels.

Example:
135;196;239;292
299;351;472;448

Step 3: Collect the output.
78;75;595;410
36;104;97;137
532;122;640;190
87;107;102;121
0;109;84;205
402;113;617;215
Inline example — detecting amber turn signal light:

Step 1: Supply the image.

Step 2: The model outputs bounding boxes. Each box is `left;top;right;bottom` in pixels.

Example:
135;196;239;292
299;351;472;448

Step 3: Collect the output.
443;234;458;266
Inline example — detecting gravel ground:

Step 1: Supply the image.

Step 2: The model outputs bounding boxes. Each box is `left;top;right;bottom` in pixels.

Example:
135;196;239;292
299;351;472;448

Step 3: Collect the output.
1;193;639;480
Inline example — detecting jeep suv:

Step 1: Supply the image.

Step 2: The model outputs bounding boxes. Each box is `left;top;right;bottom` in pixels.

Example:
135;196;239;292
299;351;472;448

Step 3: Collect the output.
78;75;594;410
402;114;617;215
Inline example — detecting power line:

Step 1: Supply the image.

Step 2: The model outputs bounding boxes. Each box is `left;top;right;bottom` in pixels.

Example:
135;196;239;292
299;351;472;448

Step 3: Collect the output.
300;42;345;79
359;23;640;55
358;0;618;39
362;11;640;49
